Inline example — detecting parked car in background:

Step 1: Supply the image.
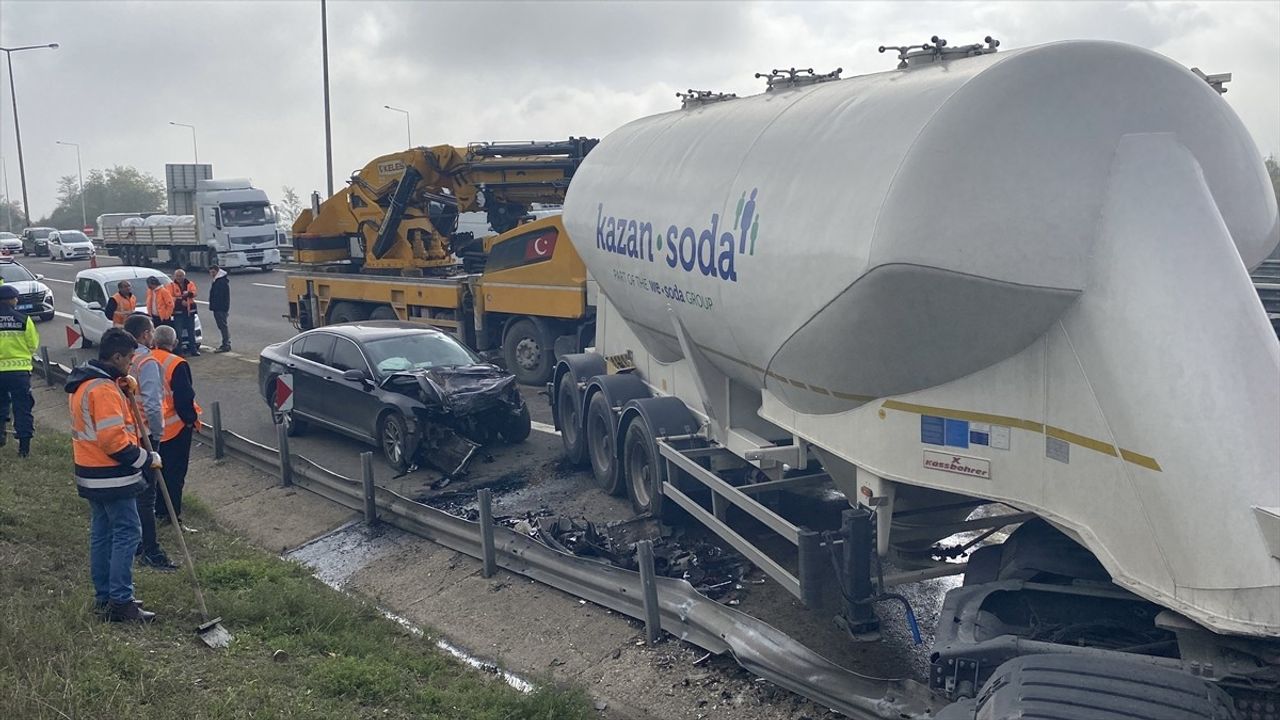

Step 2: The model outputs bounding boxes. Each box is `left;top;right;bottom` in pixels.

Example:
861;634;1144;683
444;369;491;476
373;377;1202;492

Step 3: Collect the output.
20;226;55;256
0;257;55;321
48;230;96;261
71;265;203;346
0;232;20;255
258;321;531;473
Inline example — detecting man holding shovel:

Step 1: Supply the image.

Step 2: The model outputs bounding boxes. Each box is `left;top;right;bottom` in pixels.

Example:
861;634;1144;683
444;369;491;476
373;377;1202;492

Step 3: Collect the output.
66;328;162;623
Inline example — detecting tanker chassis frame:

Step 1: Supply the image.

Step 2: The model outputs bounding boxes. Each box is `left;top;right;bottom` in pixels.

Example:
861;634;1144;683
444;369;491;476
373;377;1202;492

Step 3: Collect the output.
548;295;1274;719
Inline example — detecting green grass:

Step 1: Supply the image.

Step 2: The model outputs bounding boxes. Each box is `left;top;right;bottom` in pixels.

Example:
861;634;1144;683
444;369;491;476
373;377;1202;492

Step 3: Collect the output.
0;432;595;720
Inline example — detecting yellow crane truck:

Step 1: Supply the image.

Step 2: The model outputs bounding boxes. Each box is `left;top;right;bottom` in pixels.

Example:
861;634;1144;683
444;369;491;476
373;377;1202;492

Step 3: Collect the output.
286;139;597;384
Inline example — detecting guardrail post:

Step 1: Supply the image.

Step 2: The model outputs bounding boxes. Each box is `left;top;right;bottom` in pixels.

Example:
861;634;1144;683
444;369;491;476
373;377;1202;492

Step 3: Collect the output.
637;539;662;645
361;452;377;526
39;346;52;386
211;402;225;460
797;528;823;609
276;420;293;487
478;489;496;578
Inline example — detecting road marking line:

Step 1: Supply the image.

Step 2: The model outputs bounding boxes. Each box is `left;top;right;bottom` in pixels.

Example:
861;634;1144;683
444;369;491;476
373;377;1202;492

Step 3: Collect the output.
54;311;75;320
252;283;286;289
42;278;73;284
196;299;208;305
531;420;559;436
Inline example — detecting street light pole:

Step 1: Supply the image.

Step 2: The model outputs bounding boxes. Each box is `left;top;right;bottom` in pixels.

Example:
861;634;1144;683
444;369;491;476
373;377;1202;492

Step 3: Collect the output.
321;0;334;196
169;121;198;164
0;155;11;231
384;105;411;147
56;140;86;229
1;43;60;227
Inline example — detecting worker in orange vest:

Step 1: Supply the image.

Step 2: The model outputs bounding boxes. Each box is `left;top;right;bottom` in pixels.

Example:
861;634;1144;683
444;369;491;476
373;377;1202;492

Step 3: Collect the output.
168;269;199;356
102;280;137;328
150;325;201;526
144;276;174;329
65;327;161;623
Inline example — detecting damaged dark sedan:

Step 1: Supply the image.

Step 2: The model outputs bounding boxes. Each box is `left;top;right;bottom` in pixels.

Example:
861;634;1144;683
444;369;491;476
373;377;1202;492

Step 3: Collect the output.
259;321;531;474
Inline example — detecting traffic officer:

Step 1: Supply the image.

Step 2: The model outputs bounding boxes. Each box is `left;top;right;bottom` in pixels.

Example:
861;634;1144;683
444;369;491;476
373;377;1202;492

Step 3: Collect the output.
168;269;199;356
66;327;160;623
145;275;174;329
122;314;177;572
103;280;137;328
0;283;39;457
151;325;200;526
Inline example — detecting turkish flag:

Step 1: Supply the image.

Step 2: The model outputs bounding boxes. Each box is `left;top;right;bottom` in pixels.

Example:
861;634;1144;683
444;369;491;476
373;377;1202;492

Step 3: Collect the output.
524;230;557;262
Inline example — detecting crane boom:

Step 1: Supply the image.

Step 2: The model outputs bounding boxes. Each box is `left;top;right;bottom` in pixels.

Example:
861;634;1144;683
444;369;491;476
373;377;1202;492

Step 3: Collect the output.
292;137;597;273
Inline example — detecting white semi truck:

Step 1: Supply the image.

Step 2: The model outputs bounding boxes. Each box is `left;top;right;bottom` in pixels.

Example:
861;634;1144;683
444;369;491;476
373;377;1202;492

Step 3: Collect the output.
551;38;1279;718
99;169;281;270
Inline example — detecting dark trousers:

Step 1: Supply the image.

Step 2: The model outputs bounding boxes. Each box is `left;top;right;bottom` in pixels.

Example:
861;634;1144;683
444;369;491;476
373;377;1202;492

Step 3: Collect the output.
213;310;230;349
137;472;161;556
0;370;34;439
172;313;197;354
157;425;192;519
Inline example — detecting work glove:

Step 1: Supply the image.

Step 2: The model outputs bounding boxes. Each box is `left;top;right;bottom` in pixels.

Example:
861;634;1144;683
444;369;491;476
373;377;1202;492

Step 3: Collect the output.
149;451;163;470
117;375;138;396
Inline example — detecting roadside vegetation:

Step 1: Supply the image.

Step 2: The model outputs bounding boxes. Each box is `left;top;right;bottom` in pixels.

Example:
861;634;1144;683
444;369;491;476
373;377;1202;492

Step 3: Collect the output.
0;432;594;719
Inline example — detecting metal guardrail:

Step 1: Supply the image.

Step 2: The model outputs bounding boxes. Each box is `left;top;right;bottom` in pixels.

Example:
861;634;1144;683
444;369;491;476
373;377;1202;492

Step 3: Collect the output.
29;352;936;717
195;402;938;719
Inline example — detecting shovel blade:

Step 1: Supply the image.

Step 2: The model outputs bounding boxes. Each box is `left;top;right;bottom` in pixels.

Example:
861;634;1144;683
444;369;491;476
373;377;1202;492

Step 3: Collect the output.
197;618;233;649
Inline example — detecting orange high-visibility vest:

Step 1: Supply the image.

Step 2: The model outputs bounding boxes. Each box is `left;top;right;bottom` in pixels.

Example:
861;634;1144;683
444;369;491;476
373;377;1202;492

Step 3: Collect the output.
146;286;174;321
111;292;137;327
169;279;198;314
153;348;203;441
70;374;146;492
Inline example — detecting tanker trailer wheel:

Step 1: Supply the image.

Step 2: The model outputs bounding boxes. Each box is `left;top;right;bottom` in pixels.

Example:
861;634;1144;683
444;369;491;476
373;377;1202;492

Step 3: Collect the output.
623;418;664;516
585;393;624;495
556;377;588;466
503;318;554;385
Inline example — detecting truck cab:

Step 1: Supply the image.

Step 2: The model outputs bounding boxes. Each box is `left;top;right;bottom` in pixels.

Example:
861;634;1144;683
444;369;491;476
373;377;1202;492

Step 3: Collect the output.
195;179;282;269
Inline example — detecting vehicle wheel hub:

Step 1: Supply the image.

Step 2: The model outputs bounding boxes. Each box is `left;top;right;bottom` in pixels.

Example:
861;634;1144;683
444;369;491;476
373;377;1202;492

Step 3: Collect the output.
514;337;540;371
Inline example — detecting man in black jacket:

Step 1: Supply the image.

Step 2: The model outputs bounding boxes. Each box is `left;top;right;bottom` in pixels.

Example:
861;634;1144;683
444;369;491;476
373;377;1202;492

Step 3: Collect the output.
208;263;230;353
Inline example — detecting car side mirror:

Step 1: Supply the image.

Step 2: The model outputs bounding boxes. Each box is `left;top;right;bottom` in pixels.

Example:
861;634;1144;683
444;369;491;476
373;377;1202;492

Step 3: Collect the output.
87;301;102;311
342;368;371;387
35;274;44;280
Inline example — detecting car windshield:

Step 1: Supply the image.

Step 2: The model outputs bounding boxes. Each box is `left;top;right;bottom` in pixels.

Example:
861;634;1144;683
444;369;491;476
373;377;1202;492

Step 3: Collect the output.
364;333;478;375
29;228;52;239
0;263;36;283
60;231;90;244
0;233;17;240
220;203;274;227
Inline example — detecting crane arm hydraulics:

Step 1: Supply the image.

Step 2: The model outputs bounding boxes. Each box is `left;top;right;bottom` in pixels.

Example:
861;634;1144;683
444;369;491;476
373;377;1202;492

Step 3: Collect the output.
292;138;597;274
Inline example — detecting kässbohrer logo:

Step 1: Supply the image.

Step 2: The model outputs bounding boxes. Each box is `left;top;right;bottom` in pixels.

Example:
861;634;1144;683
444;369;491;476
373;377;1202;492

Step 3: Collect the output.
923;450;991;480
594;188;761;283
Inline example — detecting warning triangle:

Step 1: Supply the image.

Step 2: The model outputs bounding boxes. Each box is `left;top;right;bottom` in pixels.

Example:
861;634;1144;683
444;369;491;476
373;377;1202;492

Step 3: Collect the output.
66;325;82;348
274;375;294;411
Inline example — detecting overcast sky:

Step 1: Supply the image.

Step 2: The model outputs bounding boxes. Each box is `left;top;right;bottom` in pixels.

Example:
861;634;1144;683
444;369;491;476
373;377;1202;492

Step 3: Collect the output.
1;0;1277;221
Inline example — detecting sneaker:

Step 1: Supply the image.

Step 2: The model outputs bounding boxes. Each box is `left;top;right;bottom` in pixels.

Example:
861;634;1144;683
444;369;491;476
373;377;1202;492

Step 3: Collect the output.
107;599;156;623
138;551;179;572
214;345;231;354
17;438;30;458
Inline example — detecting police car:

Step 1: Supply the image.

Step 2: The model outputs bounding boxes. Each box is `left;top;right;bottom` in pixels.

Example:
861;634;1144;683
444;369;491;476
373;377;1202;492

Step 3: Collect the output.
0;257;55;322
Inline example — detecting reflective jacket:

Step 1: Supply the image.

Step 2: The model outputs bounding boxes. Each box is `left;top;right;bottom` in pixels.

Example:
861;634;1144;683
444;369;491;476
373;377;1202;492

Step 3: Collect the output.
146;286;174;321
0;304;38;372
66;361;147;500
169;279;198;314
152;348;202;441
109;292;137;327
